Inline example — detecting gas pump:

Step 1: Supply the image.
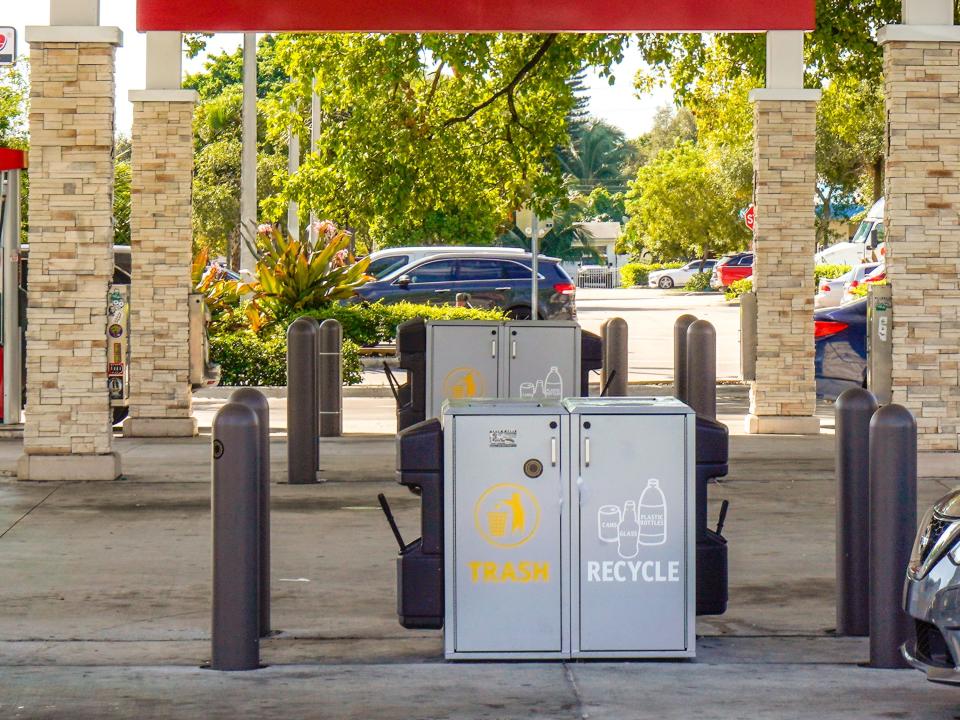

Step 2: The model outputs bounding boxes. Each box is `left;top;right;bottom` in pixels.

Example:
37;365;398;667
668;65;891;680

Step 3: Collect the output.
0;147;26;425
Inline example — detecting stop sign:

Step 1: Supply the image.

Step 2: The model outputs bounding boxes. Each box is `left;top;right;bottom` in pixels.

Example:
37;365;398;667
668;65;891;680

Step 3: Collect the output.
744;204;756;232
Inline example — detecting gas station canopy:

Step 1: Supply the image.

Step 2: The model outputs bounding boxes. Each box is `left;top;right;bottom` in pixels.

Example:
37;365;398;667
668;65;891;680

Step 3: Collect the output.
136;0;815;33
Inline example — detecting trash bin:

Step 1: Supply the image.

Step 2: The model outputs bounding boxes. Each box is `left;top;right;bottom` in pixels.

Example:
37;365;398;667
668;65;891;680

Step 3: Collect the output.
433;397;696;659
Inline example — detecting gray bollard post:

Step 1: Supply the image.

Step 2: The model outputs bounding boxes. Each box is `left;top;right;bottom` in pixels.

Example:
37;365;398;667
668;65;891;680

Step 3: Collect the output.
674;314;698;402
740;290;758;382
211;402;261;671
229;388;271;637
287;316;320;484
601;317;629;396
686;319;716;419
868;403;917;669
318;319;343;437
835;387;878;637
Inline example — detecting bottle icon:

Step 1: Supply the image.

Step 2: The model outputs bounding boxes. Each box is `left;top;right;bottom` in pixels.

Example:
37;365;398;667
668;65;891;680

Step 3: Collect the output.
638;479;666;546
543;366;563;399
617;501;639;559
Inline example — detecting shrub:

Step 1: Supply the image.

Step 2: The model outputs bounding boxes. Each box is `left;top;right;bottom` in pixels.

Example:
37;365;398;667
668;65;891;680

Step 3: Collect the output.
620;262;685;287
725;278;753;300
210;326;363;386
814;264;851;286
683;272;714;292
847;278;886;299
294;301;506;347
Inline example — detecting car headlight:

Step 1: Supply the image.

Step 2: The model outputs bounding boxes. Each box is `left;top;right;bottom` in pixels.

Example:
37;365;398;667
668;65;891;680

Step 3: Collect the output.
910;507;937;573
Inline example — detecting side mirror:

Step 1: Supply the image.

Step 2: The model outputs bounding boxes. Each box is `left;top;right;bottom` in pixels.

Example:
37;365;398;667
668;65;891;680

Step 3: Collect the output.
869;227;879;248
396;274;412;288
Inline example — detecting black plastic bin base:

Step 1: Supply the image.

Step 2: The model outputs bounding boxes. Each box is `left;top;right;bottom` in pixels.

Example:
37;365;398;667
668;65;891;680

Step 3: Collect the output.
696;529;728;616
397;539;444;630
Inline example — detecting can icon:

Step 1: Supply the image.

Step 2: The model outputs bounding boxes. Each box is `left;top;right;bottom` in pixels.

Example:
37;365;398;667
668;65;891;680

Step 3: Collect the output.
598;505;621;543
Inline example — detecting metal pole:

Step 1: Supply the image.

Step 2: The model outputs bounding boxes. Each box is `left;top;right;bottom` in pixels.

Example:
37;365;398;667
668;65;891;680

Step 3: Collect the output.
308;82;320;244
211;402;261;671
674;314;697;403
286;106;300;240
835;387;878;637
318;319;342;437
868;403;917;669
740;290;757;382
229;388;271;637
1;169;22;424
287;317;320;484
239;32;258;273
530;214;539;321
601;317;628;396
686;319;717;419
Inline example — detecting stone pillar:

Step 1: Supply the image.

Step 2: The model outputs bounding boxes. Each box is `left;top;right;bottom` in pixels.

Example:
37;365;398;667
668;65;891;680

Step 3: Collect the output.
745;33;822;435
879;19;960;461
122;92;199;438
18;26;123;481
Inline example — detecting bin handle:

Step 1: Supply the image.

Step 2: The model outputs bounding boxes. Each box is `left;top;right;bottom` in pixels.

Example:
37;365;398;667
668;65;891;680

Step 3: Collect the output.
584;436;591;467
491;339;497;358
512;340;517;359
550;436;557;466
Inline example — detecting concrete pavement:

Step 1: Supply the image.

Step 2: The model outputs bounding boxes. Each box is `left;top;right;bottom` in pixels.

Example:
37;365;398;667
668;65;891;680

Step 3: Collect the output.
1;389;958;718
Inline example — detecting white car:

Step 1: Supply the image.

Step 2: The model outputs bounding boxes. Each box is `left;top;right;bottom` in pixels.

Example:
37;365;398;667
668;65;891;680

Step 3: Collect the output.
839;262;882;305
815;268;854;309
648;259;718;290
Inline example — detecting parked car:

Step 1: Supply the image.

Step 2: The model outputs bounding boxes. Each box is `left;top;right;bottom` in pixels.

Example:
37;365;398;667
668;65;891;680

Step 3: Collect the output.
814;296;867;400
711;252;753;289
839;262;882;305
815;268;853;309
364;245;526;280
816;198;885;266
648;259;718;289
903;487;960;684
353;252;576;320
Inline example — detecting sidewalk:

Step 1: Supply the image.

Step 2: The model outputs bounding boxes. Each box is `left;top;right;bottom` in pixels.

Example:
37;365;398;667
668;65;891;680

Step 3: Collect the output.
0;391;957;718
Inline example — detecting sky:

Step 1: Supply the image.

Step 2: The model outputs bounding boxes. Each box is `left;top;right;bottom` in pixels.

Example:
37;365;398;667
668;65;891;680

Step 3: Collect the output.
6;0;674;138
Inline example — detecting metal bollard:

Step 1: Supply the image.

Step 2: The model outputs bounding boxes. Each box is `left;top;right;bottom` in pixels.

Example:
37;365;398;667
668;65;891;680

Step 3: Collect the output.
287;316;320;484
601;317;629;396
835;387;878;637
674;314;698;402
318;319;343;437
740;291;757;382
868;403;917;669
211;402;261;671
229;388;272;637
686;319;716;419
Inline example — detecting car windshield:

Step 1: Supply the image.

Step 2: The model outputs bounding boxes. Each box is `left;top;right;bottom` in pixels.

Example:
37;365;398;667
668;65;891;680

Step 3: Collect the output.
367;255;409;279
846;220;873;247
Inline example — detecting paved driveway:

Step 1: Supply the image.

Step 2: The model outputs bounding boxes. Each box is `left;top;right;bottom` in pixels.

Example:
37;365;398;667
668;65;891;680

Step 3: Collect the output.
575;288;741;382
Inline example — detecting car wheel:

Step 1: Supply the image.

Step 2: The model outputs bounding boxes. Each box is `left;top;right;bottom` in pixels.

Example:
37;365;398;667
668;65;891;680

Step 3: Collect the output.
658;276;674;289
507;305;533;320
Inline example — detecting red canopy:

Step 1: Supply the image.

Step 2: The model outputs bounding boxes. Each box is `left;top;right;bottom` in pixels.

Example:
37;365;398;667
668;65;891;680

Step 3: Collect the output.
0;148;26;171
137;0;814;33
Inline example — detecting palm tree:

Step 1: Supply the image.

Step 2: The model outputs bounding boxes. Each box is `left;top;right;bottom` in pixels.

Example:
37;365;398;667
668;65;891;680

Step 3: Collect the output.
501;199;601;264
560;119;634;194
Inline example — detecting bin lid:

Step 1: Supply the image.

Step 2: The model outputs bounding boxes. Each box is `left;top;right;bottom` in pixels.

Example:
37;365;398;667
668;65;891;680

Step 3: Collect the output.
442;398;564;417
563;396;694;415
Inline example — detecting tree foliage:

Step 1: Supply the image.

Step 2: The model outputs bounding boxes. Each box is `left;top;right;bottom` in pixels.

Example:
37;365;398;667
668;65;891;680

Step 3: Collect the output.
264;33;627;248
559;118;635;194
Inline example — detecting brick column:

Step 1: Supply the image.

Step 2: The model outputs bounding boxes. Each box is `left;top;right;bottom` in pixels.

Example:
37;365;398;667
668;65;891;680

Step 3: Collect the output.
880;26;960;459
745;91;822;435
122;92;199;438
18;27;123;481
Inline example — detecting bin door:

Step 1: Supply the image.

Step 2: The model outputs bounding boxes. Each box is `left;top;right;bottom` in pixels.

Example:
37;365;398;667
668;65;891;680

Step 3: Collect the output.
505;324;579;400
575;413;689;652
427;324;500;418
451;413;564;653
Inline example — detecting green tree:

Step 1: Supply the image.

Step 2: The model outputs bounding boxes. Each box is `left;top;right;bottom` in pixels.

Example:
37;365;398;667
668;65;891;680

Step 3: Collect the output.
501;198;600;263
623;142;749;262
630;106;697;172
560;118;634;194
0;58;27;144
578;186;626;223
263;33;627;248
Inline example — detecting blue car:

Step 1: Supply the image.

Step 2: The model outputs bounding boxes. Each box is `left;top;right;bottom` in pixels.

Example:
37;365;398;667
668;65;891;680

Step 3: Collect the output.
815;297;868;400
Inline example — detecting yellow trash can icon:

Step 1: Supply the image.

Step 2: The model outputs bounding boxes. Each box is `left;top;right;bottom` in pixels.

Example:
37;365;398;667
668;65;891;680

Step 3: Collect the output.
487;509;508;537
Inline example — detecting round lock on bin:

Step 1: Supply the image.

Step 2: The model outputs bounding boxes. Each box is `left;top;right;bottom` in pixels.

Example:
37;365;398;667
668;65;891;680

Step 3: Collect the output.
523;458;543;478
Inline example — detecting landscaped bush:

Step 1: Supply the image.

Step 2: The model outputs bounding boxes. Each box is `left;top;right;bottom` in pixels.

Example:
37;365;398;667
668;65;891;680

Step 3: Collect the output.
725;278;753;300
294;301;506;347
847;278;887;299
210;326;364;386
814;264;852;285
683;272;713;292
620;262;685;287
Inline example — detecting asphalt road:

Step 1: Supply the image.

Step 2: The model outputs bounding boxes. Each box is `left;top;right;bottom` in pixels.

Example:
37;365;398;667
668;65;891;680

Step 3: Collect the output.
575;288;741;382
